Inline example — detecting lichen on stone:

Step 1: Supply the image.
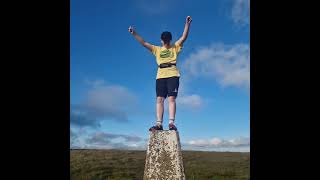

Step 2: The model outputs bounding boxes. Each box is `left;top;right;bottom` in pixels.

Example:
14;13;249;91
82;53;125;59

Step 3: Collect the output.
143;131;185;180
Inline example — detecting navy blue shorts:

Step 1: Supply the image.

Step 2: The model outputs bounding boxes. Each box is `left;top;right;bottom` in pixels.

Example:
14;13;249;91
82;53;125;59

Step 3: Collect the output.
156;76;179;98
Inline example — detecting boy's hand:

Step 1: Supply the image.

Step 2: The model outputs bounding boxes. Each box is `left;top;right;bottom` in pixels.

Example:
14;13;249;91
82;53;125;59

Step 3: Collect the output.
186;16;192;24
128;26;135;35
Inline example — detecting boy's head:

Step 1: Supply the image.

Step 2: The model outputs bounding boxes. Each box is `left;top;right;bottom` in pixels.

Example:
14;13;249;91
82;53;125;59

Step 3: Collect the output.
161;31;172;44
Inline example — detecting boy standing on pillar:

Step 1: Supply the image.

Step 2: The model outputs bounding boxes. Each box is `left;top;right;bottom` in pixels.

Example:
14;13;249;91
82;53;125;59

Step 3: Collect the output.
128;16;192;131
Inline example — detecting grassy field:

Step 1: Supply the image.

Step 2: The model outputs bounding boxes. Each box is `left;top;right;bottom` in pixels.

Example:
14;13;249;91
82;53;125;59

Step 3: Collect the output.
70;149;250;180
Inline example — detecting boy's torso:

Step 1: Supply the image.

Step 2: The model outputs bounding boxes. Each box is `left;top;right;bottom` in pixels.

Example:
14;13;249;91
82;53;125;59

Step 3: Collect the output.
152;44;182;79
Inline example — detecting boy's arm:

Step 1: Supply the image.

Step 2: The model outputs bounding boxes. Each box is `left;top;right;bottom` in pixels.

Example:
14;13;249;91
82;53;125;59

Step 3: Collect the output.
128;26;154;52
175;16;192;47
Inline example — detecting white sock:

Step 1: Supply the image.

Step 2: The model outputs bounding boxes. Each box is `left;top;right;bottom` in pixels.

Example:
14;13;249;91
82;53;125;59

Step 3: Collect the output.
156;119;163;126
169;119;175;125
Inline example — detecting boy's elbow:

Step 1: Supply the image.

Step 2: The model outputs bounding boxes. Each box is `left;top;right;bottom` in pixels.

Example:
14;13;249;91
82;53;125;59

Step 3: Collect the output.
180;36;187;42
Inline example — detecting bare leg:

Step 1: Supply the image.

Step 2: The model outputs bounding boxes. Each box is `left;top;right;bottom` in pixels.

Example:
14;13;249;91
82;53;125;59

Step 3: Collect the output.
168;96;176;124
156;97;165;125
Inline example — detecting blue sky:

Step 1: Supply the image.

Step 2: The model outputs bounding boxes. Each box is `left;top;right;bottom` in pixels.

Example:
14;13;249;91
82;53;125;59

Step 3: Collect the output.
71;0;250;152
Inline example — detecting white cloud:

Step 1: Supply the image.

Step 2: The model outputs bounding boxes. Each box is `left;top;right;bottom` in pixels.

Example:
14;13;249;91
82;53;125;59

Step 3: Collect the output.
177;94;204;109
70;131;90;149
71;129;250;152
184;136;250;152
70;80;138;128
70;129;147;150
172;78;205;110
187;137;249;147
210;137;223;145
87;132;142;144
231;0;250;25
86;84;137;113
182;43;250;90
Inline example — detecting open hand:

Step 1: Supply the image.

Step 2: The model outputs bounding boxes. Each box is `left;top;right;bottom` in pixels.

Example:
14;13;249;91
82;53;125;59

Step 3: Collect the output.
128;26;135;34
186;16;192;24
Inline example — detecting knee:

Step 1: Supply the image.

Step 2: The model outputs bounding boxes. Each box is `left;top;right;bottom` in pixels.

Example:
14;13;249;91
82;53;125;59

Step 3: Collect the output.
157;97;164;104
168;96;176;104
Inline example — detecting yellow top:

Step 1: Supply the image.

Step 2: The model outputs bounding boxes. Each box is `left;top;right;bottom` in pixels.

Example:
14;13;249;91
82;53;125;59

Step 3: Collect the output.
151;43;182;79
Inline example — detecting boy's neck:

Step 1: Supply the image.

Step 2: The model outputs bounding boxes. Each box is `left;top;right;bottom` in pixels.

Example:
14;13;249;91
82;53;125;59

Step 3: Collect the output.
163;43;171;49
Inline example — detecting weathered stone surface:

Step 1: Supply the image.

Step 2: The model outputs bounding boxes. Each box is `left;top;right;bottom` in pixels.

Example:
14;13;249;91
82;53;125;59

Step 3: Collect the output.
143;130;186;180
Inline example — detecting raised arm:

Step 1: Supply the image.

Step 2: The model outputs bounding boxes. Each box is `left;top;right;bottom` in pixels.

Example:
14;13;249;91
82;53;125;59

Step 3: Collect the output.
128;26;153;52
175;16;192;46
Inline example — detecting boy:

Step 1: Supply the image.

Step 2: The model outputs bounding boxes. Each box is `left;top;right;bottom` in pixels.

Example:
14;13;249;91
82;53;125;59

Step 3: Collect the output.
128;16;192;131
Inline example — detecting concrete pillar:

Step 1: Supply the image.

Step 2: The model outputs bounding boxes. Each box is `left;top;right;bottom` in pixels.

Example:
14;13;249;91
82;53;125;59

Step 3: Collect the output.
143;130;186;180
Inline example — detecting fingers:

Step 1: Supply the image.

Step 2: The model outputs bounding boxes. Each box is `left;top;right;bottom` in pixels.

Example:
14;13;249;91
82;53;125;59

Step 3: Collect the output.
128;26;134;34
186;16;192;23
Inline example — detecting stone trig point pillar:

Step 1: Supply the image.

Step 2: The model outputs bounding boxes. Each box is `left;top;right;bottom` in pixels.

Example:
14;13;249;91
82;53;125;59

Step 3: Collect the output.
143;130;186;180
